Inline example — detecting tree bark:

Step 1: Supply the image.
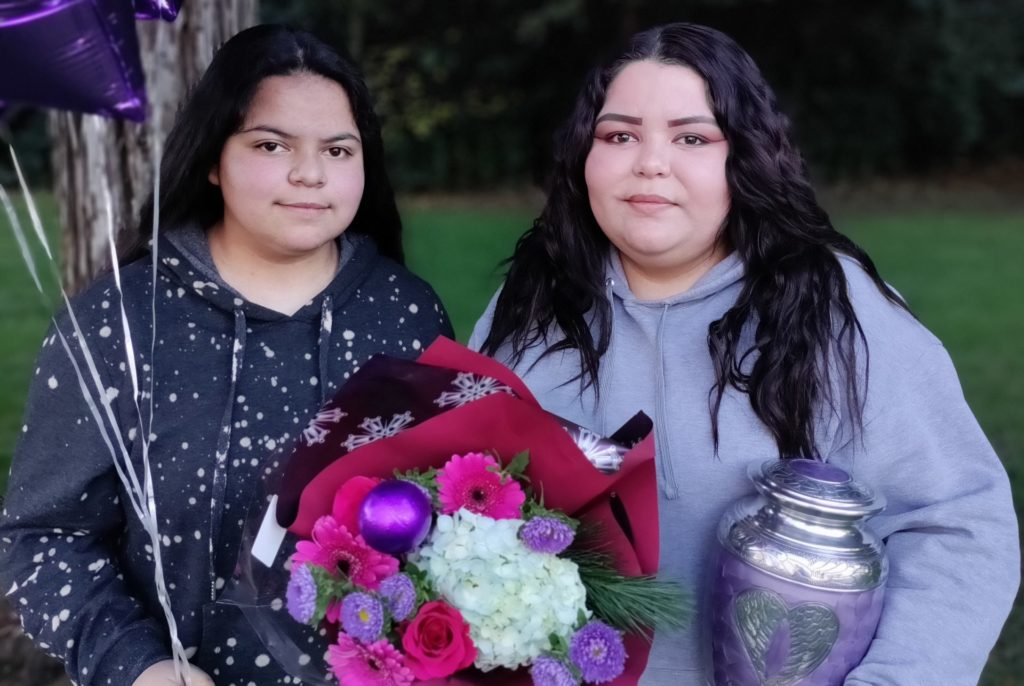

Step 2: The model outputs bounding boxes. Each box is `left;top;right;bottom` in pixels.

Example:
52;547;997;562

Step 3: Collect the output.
48;0;259;293
3;5;259;685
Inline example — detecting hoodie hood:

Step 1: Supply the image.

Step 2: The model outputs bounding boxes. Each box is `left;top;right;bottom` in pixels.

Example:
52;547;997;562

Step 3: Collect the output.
600;249;745;499
158;223;380;323
605;249;745;308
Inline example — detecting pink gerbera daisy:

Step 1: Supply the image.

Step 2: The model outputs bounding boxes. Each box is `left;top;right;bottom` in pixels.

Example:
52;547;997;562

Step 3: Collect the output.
436;452;525;519
328;634;414;686
292;515;399;590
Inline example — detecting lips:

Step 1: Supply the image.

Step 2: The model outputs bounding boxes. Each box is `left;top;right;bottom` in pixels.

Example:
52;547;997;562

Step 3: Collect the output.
626;194;674;205
279;202;330;210
624;194;676;214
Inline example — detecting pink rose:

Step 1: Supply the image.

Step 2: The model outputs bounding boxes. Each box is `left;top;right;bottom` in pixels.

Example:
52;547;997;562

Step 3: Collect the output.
332;476;381;535
401;601;476;679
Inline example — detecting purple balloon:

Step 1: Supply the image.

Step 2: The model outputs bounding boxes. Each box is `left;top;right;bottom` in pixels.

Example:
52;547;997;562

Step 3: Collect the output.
358;480;434;555
133;0;182;21
0;0;147;121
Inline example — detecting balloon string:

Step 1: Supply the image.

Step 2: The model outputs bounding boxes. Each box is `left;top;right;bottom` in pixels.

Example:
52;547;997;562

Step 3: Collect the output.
3;143;192;685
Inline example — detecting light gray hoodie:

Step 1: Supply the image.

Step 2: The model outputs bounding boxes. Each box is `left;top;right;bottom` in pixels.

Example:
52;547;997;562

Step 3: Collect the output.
470;250;1019;685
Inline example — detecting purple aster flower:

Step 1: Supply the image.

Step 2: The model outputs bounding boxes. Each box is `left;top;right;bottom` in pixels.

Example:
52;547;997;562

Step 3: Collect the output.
340;592;385;643
569;621;626;684
530;655;579;686
379;573;417;621
286;563;318;624
520;516;575;554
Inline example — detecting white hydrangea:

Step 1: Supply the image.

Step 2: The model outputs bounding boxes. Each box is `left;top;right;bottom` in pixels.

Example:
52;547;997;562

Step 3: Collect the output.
409;509;590;671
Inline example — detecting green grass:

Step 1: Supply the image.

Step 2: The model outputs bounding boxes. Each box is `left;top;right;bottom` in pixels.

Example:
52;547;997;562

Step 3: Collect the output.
0;193;58;503
402;202;535;340
1;195;1021;682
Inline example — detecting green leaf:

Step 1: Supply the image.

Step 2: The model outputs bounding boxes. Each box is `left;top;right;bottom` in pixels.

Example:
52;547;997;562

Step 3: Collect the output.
403;561;438;608
505;450;531;478
393;468;440;507
547;631;570;658
308;565;351;626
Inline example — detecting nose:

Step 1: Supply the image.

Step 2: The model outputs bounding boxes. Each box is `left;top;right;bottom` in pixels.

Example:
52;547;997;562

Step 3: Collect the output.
633;139;669;178
288;150;326;187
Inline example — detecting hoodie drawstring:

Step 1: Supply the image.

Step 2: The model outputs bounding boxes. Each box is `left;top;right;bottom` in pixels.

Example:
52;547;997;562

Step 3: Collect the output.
654;303;680;499
318;296;334;405
602;281;679;499
207;309;247;600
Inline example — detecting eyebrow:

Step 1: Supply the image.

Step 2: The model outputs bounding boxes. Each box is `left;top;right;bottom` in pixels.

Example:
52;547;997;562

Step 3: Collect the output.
238;125;361;144
594;113;718;127
667;115;718;127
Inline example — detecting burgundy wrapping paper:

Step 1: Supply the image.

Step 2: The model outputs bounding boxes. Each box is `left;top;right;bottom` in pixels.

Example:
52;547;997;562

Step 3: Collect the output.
276;338;661;685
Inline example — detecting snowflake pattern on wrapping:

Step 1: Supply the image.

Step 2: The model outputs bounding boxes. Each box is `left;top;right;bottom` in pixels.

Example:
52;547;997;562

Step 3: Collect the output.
302;407;348;446
342;411;415;451
433;372;514;408
570;426;624;472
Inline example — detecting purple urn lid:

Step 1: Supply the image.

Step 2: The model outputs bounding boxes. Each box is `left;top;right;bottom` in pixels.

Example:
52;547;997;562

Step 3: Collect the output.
751;459;885;520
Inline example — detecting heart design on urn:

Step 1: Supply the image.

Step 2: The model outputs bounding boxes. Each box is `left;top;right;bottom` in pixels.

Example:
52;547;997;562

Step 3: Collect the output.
733;588;839;686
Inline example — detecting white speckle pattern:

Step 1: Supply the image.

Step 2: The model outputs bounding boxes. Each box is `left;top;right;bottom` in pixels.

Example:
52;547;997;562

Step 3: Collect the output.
2;237;453;684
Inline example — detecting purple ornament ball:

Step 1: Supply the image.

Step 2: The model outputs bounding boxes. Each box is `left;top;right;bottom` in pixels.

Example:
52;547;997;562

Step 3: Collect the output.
358;480;433;555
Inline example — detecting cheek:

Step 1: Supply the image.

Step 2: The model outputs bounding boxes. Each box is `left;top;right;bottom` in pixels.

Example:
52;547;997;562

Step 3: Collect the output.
220;161;279;205
584;152;617;220
677;161;729;210
584;149;612;197
330;165;366;204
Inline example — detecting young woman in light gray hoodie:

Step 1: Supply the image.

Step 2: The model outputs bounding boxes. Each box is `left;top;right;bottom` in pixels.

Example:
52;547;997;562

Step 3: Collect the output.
470;23;1019;686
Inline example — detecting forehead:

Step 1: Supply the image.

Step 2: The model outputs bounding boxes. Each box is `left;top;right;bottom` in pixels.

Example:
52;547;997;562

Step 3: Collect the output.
243;73;355;125
600;60;712;117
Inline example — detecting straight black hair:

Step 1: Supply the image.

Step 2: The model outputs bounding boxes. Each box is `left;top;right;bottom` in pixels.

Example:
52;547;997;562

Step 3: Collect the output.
122;24;402;263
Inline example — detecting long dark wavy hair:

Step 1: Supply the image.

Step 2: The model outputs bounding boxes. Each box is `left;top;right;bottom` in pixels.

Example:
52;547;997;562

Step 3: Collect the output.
121;24;403;263
481;23;908;458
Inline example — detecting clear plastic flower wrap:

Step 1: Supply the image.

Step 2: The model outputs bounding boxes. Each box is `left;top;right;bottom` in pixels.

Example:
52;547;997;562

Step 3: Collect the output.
220;337;689;685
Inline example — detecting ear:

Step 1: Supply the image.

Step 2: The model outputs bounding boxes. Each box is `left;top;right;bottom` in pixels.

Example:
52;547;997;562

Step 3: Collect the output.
208;164;220;186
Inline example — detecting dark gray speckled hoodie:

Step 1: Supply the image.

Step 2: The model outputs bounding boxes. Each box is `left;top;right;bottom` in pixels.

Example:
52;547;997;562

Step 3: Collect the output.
1;227;453;685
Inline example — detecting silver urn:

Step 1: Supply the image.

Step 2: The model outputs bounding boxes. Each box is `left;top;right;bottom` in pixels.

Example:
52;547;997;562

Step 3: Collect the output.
710;458;887;686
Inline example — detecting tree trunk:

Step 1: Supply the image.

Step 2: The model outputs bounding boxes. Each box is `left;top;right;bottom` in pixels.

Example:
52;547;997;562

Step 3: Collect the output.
48;0;259;294
1;5;259;685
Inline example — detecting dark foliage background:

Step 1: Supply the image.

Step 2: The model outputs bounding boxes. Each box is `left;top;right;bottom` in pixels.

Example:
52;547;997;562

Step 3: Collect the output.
3;0;1023;190
260;0;1024;189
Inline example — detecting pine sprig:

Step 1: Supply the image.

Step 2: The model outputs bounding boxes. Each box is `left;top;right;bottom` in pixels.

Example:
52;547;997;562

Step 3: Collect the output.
568;549;692;638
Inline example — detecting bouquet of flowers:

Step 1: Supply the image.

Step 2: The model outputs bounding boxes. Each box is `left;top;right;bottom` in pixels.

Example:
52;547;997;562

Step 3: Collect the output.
223;338;688;685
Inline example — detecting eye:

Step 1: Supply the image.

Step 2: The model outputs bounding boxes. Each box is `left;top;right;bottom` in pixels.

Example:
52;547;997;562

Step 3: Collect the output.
607;132;637;144
677;134;707;146
325;146;351;158
257;141;283;153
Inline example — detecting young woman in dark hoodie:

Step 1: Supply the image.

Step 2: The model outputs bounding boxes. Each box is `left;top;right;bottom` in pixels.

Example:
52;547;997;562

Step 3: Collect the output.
1;25;452;685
